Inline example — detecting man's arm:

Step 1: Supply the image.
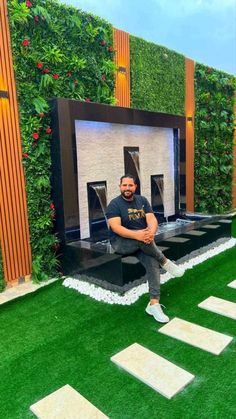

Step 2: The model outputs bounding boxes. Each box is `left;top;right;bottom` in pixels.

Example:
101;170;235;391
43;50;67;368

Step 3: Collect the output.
146;212;158;235
145;212;158;243
108;217;151;242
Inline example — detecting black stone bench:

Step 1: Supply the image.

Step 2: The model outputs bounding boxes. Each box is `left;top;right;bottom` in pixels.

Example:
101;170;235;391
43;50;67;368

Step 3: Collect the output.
61;215;232;292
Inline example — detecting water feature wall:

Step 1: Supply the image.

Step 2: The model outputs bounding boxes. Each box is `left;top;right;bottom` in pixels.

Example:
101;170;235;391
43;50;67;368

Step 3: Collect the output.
50;100;185;244
75;120;175;239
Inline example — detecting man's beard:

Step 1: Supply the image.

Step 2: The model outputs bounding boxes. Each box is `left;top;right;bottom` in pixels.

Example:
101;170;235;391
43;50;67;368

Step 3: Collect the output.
121;190;134;200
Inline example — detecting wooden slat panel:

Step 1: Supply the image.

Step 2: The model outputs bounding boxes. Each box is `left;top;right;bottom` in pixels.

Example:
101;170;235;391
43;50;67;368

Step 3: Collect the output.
0;0;32;283
113;28;130;108
185;58;195;212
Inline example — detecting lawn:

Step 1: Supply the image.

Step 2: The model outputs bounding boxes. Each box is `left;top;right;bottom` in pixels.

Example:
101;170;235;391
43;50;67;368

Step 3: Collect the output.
0;245;236;419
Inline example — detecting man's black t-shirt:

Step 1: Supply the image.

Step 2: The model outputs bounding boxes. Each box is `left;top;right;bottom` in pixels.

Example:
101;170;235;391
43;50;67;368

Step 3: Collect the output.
106;194;153;239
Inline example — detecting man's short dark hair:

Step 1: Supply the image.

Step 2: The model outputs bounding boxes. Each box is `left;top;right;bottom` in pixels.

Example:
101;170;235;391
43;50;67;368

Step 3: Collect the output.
120;174;137;184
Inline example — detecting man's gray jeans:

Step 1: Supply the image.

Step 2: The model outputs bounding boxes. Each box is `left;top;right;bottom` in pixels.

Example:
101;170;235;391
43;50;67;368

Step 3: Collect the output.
111;237;166;299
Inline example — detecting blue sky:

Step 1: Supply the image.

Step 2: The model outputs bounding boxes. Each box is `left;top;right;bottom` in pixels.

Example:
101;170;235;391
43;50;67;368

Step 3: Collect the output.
60;0;236;75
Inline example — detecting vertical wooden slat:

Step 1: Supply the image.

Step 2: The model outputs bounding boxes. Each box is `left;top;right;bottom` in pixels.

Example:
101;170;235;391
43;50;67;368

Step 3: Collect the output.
185;58;195;212
0;0;32;283
113;28;130;108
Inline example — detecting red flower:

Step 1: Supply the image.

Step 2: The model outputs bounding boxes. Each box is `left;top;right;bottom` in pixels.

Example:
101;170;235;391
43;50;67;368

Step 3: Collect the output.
85;98;91;102
45;127;53;134
43;68;50;74
22;39;30;47
34;15;40;23
53;74;59;80
36;62;43;69
32;132;39;140
207;67;213;73
23;153;29;158
108;46;113;52
67;72;72;77
52;243;60;252
38;112;45;118
26;1;33;7
100;40;106;46
50;203;55;209
101;74;106;81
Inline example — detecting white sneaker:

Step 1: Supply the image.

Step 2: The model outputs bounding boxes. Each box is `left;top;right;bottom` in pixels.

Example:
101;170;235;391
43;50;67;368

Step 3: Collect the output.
162;259;185;277
145;303;169;323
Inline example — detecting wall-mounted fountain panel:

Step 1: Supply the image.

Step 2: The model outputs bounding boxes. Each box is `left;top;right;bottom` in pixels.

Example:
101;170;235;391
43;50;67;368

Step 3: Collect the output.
50;99;185;244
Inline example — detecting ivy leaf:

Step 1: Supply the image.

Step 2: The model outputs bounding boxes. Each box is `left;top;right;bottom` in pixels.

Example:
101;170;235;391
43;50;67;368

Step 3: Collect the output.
40;74;54;91
42;45;65;64
68;56;87;72
35;175;50;189
8;0;30;26
68;15;82;31
32;5;51;23
101;59;116;76
32;97;49;114
86;23;99;40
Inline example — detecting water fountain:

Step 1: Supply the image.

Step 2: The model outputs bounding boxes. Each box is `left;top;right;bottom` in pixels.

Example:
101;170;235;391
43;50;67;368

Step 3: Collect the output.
151;175;164;221
127;150;140;178
49;99;231;291
124;147;141;194
87;182;108;239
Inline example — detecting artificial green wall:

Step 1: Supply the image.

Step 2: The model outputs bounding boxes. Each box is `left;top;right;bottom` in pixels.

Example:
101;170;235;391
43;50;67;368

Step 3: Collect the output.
130;35;185;115
7;0;115;282
194;63;235;213
1;1;235;288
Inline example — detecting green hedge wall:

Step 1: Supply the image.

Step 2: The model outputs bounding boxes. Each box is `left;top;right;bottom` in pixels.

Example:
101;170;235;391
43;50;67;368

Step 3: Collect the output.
130;35;185;115
194;63;235;213
7;0;115;282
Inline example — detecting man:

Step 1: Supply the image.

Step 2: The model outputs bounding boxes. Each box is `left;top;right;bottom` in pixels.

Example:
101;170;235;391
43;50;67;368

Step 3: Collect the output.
106;174;185;323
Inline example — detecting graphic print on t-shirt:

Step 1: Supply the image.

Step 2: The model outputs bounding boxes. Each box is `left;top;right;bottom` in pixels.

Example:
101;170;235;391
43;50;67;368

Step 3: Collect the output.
128;205;146;220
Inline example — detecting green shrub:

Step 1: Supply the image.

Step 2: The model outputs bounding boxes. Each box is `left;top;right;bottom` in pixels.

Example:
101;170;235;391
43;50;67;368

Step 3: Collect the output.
130;35;185;115
194;63;235;213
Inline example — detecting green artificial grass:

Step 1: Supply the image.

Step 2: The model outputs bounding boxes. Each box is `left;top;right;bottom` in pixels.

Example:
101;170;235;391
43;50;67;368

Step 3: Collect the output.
0;246;236;419
232;216;236;238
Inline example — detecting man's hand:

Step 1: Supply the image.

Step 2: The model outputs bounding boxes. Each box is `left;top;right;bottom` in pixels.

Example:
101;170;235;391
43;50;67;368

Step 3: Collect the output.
135;228;154;244
144;228;155;244
108;217;155;243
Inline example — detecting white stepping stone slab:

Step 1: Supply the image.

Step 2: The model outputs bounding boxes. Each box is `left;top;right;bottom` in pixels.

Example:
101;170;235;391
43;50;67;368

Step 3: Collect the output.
30;384;108;419
111;343;194;399
159;317;233;355
228;280;236;289
184;230;206;236
164;237;190;243
0;295;8;305
202;224;220;229
198;296;236;320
